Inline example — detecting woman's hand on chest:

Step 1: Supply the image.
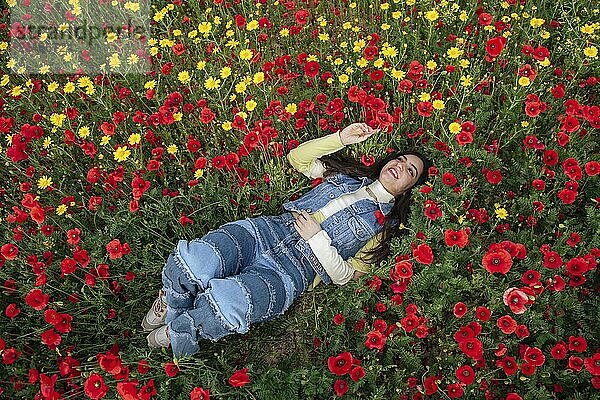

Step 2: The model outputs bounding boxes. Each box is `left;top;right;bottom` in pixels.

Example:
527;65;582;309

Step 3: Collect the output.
292;210;322;240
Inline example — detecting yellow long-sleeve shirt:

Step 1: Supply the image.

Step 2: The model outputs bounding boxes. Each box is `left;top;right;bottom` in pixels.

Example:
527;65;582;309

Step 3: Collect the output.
287;132;385;289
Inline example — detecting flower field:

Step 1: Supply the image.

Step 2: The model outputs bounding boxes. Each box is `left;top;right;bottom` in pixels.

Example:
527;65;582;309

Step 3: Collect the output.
1;0;600;398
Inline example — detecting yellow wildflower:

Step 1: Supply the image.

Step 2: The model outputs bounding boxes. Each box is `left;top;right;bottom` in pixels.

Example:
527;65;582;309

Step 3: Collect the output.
253;72;265;84
419;92;431;102
245;99;257;111
239;49;253;60
167;144;178;155
495;207;508;220
114;146;131;162
247;20;259;30
518;76;531;86
460;75;472;87
198;22;212;34
391;68;405;80
285;103;297;114
584;46;598;59
235;81;248;93
222;121;232;131
50;113;66;128
425;10;439;21
78;126;90;138
338;74;349;84
220;66;232;79
128;133;141;145
530;17;544;28
447;47;463;58
449;122;462;134
204;77;221;90
432;99;445;110
56;204;68;215
178;70;190;84
38;176;53;189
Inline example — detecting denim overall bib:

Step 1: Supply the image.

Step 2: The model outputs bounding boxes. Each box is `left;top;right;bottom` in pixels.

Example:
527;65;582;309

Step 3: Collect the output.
161;173;395;358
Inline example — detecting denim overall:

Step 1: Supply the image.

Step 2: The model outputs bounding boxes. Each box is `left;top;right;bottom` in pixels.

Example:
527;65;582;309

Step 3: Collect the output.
161;173;396;358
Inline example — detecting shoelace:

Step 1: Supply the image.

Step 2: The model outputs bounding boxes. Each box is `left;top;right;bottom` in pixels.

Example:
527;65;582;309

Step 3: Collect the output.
153;296;167;317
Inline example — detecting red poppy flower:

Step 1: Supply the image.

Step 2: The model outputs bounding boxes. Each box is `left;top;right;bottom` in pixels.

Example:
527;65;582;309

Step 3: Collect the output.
364;330;386;350
416;101;433;117
164;362;179;378
524;346;546;367
106;239;125;260
412;243;434;265
453;302;468;318
447;383;464;398
200;107;216;124
333;379;348;397
397;79;413;93
304;61;320;78
328;352;353;375
456;131;474;146
497;315;517;334
485;36;507;58
444;228;470;248
391;260;413;280
172;43;185;56
408;60;424;80
503;287;532;314
478;12;493;26
550;341;567;359
456;365;475;385
485;169;503;184
5;303;20;319
496;355;518;375
459;338;483;359
1;243;18;260
424;200;442;221
568;356;584;371
569;336;587;353
521;362;536;376
333;313;345;326
584;353;600;376
190;387;211;400
557;189;577;204
295;9;309;25
41;328;61;350
482;248;513;274
84;373;108;400
475;306;491;322
585;161;600;176
116;381;137;399
349;365;365;382
25;288;49;311
533;45;550;61
400;313;419;332
543;149;559;166
228;368;250;387
453;326;475;343
424;375;439;395
515;324;531;339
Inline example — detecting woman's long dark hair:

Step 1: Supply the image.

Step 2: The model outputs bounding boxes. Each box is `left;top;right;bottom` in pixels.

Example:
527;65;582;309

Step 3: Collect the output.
320;148;432;269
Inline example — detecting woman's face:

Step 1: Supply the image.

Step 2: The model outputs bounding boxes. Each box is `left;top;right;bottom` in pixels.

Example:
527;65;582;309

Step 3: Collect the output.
378;154;425;197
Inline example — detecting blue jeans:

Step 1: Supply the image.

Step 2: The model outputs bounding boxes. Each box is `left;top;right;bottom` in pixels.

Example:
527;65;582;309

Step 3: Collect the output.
161;212;316;359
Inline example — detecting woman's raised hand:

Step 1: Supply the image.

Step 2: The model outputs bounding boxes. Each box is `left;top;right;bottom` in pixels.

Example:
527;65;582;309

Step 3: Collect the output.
339;122;379;146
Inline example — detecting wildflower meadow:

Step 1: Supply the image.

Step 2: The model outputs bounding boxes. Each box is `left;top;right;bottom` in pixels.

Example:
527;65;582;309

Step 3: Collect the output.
1;0;599;399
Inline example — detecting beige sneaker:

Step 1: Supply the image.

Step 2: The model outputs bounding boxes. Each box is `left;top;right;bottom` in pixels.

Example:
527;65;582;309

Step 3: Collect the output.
147;325;170;348
141;289;167;331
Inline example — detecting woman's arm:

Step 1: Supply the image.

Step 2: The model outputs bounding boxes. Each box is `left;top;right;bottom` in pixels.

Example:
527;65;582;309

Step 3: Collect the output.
287;131;345;179
306;230;356;285
305;231;381;285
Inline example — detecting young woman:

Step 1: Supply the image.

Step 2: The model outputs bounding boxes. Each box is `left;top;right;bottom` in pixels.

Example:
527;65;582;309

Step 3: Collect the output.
141;122;432;359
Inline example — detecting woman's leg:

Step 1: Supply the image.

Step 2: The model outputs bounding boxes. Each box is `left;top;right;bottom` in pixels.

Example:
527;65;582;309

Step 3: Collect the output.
167;262;296;359
161;220;259;322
